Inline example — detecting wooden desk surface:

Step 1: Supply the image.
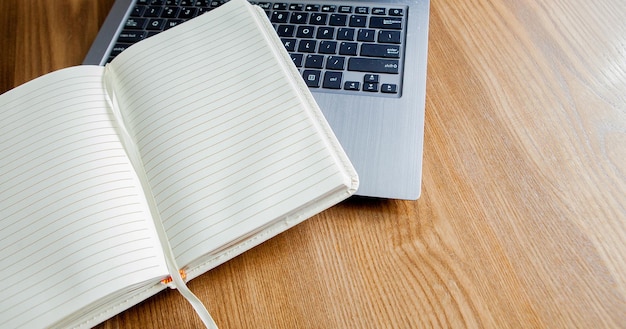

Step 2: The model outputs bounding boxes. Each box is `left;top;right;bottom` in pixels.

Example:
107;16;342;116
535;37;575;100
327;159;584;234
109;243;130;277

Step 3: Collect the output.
2;0;625;328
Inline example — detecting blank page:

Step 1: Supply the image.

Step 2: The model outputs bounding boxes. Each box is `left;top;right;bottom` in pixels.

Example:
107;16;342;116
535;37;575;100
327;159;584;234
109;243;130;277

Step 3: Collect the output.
0;66;168;328
106;0;356;267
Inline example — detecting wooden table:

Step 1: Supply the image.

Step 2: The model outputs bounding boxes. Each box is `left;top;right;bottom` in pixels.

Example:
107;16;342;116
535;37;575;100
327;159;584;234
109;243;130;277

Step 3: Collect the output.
2;0;625;328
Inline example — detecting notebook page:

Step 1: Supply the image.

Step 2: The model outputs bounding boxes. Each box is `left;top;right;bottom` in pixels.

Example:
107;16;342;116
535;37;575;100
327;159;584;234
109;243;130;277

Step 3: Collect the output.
0;66;168;328
106;0;355;267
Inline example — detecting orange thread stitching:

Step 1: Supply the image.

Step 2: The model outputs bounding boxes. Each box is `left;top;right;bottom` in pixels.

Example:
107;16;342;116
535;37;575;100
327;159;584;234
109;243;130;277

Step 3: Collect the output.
161;269;187;285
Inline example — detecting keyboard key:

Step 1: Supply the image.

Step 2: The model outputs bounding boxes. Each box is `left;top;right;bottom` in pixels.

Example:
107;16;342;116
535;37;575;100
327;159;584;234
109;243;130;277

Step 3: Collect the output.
298;39;317;52
303;70;322;87
363;82;378;92
329;14;348;26
273;3;288;10
271;11;289;23
378;30;401;44
179;7;198;18
145;6;163;17
296;26;315;38
319;41;337;54
277;25;296;37
321;5;336;12
349;15;367;27
348;57;399;74
310;13;328;25
131;6;146;17
381;83;398;93
364;74;379;83
326;56;345;70
323;71;342;89
339;42;357;55
344;81;360;90
305;54;324;68
125;18;148;29
360;44;401;58
336;28;355;41
305;4;320;11
111;43;131;56
389;8;404;16
256;2;272;10
147;18;166;30
289;3;304;11
290;12;308;24
118;31;147;43
281;38;296;51
355;7;369;14
338;6;352;13
291;53;303;67
372;8;386;15
162;7;180;18
165;19;184;30
208;0;223;7
357;29;376;42
369;16;403;29
316;27;334;39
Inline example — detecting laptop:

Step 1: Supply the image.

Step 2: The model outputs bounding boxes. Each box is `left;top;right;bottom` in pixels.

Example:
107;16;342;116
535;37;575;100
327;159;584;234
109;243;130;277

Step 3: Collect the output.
84;0;429;200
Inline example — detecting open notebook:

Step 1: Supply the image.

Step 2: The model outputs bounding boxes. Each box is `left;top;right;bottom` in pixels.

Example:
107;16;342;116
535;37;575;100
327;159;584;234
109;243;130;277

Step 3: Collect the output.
0;0;358;327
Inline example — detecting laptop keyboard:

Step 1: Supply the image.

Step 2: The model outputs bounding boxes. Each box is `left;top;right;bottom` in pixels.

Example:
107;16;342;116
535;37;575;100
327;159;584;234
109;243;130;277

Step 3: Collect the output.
109;0;408;97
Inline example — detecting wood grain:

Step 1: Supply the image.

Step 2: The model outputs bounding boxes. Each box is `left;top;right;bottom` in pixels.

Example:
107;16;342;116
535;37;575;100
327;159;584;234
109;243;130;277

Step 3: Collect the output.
1;0;624;328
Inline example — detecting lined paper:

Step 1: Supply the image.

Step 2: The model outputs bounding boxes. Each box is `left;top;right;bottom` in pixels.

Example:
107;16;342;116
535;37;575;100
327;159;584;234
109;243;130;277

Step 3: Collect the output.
0;67;168;328
107;0;353;267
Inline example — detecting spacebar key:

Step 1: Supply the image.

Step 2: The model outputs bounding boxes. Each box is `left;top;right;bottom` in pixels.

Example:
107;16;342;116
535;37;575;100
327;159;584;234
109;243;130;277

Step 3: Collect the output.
348;57;399;74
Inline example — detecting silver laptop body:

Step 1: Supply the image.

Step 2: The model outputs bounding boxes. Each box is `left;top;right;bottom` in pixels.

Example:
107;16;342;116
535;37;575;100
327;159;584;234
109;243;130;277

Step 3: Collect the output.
84;0;429;200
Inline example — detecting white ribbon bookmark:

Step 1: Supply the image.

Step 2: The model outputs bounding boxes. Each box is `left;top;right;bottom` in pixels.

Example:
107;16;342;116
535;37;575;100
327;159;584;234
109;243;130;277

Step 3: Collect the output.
161;266;218;329
104;65;218;329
